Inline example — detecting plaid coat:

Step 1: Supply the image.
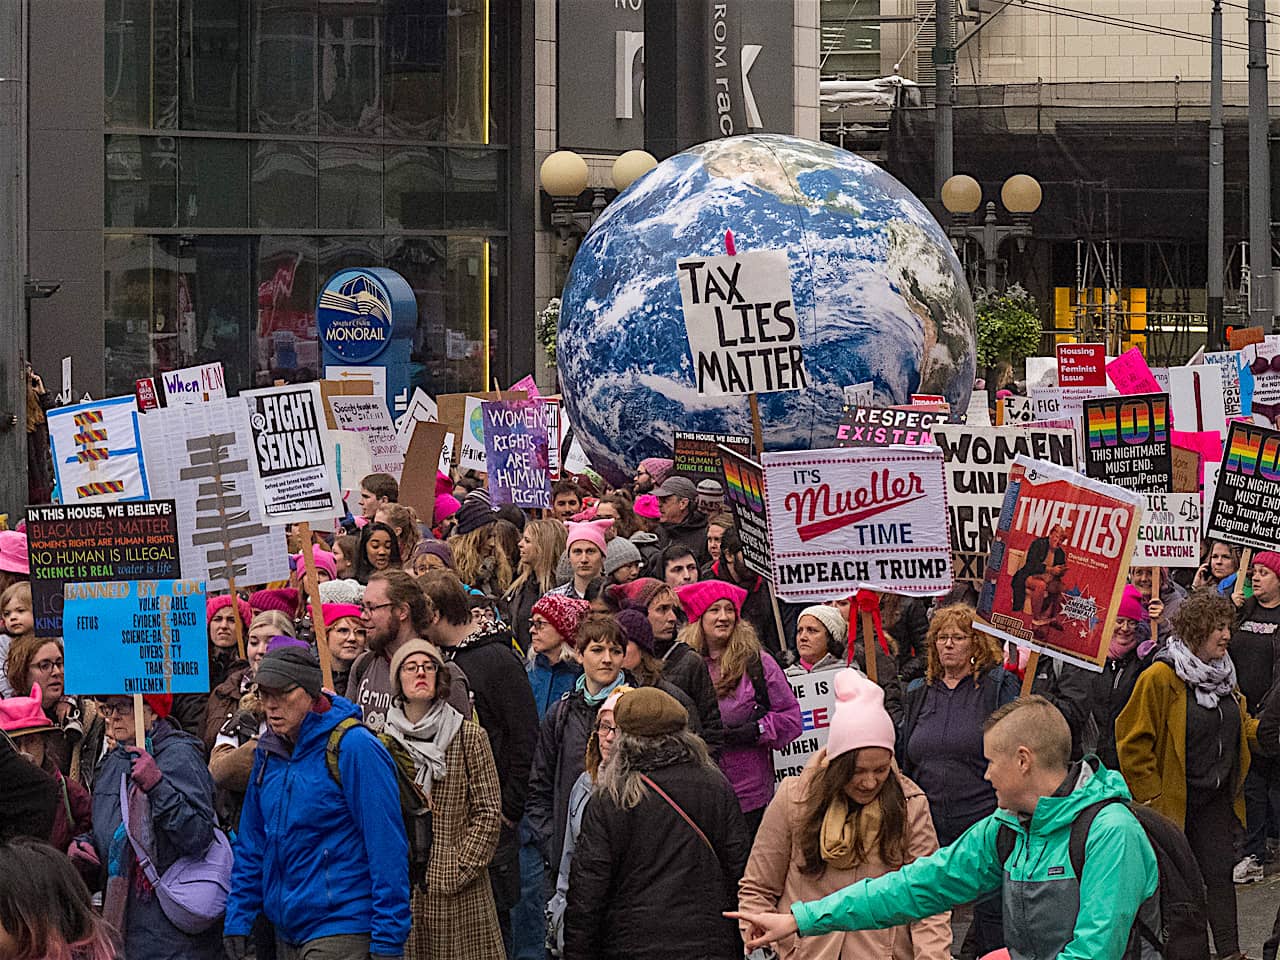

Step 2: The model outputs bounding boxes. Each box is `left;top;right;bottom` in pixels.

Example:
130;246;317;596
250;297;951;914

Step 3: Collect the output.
407;719;505;960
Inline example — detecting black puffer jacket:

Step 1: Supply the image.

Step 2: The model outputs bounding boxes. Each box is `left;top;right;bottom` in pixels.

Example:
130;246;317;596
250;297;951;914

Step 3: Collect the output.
655;639;724;756
1081;645;1155;769
564;750;750;960
526;683;605;869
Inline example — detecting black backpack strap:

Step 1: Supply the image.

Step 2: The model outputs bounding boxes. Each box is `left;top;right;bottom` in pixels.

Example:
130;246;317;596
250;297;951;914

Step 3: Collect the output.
1067;798;1124;881
746;652;770;715
996;824;1017;868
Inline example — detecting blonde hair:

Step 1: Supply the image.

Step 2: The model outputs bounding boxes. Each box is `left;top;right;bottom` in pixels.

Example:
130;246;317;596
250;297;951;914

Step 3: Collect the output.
379;502;421;560
248;610;295;639
449;527;514;594
1;581;31;614
679;616;762;699
507;519;567;597
925;604;1003;683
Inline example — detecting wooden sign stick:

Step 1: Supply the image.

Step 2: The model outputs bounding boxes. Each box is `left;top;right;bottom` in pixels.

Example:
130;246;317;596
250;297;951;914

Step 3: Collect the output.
133;694;146;745
1235;549;1252;606
1151;567;1160;647
860;606;878;684
228;574;245;660
297;522;335;692
1020;649;1039;698
749;393;765;461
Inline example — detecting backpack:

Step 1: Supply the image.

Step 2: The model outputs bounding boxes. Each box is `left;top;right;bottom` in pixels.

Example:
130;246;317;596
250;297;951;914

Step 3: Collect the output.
326;717;434;890
995;797;1208;960
745;651;771;719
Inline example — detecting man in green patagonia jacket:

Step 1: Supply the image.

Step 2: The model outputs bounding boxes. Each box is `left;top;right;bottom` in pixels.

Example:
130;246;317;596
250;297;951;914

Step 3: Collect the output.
730;696;1159;960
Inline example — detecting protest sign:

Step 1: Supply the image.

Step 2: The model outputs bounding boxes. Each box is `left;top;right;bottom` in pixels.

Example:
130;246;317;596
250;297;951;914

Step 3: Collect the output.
673;431;753;486
330;430;374;494
976;456;1145;671
324;365;386;405
1056;343;1107;387
772;667;837;782
1107;348;1162;394
761;446;951;601
399;420;449;526
135;378;160;412
394;387;438;446
458;396;488;473
963;391;992;427
327;394;404;480
139;397;290;591
1229;326;1266;350
543;399;562;480
676;248;808;396
437;390;525;450
932;425;1077;582
1082;393;1172;492
1171;447;1200;494
720;445;771;579
48;396;151;503
843;381;875;406
1205;421;1280;551
160;362;227;404
63;578;208;695
1200;350;1243;418
1136;493;1202;567
1236;338;1280;423
509;374;541;399
835;405;945;447
1203;460;1222;535
317;378;374;429
1167;365;1226;437
242;383;343;523
26;501;180;637
1025;356;1057;388
481;399;551;508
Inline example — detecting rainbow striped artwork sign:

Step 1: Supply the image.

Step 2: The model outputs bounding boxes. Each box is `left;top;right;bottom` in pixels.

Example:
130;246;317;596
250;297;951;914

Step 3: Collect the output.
47;395;150;504
1206;420;1280;551
1081;393;1172;493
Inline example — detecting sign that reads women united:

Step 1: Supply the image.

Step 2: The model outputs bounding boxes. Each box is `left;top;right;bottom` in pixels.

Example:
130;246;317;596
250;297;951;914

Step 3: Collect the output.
760;446;951;601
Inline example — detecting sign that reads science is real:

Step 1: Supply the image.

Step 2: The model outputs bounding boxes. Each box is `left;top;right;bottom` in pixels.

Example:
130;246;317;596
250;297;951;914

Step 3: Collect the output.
677;249;808;397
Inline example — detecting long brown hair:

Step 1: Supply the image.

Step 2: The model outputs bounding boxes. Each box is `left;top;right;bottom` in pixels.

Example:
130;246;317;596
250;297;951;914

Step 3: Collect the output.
797;751;908;876
507;518;567;596
679;616;762;699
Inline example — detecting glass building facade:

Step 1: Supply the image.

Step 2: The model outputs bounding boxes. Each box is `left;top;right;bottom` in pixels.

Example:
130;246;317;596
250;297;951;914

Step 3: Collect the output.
101;1;513;398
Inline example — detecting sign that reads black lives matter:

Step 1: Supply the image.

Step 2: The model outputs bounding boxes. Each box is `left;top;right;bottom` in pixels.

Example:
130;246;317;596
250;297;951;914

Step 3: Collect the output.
241;383;343;524
676;249;808;397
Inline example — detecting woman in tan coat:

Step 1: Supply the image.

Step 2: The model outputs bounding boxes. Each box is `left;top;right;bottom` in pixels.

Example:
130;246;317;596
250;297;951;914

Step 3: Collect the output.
385;638;504;960
738;668;951;960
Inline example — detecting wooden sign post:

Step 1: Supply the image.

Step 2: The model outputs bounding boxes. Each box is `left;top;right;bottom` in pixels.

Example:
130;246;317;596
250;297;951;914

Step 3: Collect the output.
297;522;335;692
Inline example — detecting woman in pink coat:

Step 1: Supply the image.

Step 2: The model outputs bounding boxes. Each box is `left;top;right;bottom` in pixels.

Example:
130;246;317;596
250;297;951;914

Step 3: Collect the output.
737;669;952;959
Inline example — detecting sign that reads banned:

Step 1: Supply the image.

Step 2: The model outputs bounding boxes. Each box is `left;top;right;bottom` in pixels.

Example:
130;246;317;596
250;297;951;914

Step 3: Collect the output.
1205;421;1280;552
242;384;343;523
761;446;951;601
676;249;808;397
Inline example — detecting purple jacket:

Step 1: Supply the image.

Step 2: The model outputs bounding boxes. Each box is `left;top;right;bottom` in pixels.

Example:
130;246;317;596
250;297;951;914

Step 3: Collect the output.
708;651;802;813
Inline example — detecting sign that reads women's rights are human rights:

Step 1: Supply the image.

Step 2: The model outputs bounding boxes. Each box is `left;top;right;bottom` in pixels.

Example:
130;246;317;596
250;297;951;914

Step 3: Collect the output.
760;446;952;601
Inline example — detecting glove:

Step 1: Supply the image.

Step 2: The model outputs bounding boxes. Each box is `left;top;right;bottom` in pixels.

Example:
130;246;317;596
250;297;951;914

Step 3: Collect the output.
723;719;761;747
223;935;250;960
67;836;100;869
127;747;162;792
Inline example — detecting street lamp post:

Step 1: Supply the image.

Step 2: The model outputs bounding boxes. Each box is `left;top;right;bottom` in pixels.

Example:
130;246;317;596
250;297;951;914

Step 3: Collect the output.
941;174;1042;292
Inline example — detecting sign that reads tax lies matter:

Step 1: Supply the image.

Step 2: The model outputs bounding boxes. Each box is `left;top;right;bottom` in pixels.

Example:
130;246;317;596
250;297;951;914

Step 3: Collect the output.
676;249;808;397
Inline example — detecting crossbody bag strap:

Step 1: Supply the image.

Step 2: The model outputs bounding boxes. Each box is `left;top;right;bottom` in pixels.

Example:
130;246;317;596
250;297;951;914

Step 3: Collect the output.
118;772;161;886
640;774;714;854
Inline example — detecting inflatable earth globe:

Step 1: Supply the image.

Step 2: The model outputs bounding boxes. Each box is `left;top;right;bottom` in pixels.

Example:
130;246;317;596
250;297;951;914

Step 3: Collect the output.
557;134;976;484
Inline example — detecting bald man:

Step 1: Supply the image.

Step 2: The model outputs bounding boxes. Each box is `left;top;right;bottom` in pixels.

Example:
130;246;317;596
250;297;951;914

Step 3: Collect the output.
731;696;1161;960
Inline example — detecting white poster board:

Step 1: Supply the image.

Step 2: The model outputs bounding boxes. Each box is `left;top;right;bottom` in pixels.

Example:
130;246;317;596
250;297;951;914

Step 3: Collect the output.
241;383;343;524
48;396;151;503
1136;492;1202;568
159;362;227;404
458;396;488;473
772;667;838;782
327;394;405;481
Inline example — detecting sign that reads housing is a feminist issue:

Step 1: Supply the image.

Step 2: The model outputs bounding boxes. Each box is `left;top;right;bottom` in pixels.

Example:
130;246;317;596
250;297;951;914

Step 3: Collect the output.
242;384;342;523
676;249;808;396
761;446;951;601
1206;421;1280;552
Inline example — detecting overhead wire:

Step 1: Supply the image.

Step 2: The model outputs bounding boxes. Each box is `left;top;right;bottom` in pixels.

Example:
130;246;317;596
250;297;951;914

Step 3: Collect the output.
1014;0;1278;56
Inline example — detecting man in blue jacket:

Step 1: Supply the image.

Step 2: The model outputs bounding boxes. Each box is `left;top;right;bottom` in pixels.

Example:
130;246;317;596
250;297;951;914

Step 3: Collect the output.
223;644;409;960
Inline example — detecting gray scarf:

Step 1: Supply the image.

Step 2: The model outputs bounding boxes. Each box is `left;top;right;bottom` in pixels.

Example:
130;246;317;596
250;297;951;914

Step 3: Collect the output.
1162;637;1238;709
385;699;464;796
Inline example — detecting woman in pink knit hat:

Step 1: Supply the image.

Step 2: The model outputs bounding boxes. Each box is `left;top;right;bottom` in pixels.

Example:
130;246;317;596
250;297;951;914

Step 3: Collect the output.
736;669;951;959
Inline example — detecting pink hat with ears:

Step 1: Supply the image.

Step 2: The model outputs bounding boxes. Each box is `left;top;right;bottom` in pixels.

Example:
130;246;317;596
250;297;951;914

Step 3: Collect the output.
433;493;462;523
292;544;338;580
0;685;56;737
675;580;748;622
565;518;613;554
633;494;661;520
826;668;896;761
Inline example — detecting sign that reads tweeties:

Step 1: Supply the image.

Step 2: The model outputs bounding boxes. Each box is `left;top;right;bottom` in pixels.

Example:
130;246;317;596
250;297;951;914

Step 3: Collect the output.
676;249;808;397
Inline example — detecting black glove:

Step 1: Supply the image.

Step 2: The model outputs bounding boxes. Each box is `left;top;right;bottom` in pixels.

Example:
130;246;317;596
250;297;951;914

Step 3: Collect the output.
723;719;761;747
223;935;249;960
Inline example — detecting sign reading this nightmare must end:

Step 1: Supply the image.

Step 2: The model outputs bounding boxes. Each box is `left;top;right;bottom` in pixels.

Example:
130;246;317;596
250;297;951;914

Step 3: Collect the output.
676;249;808;397
242;384;343;523
1206;420;1280;552
1082;393;1172;492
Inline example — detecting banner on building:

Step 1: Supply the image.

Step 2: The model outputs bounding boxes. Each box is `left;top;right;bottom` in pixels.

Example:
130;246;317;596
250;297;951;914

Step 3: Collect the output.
242;383;342;524
1205;420;1280;552
48;396;151;504
719;445;772;579
772;667;837;782
327;394;405;481
1082;393;1172;492
761;446;951;601
481;399;551;509
25;501;180;637
976;456;1144;671
63;579;208;696
1135;493;1202;567
835;405;945;447
932;425;1077;582
676;248;808;397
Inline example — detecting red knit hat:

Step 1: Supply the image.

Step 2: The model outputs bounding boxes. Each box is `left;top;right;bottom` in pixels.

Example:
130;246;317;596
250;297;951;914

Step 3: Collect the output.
611;577;668;611
250;588;300;616
532;594;591;648
206;593;252;627
1254;551;1280;580
676;580;747;622
144;694;173;719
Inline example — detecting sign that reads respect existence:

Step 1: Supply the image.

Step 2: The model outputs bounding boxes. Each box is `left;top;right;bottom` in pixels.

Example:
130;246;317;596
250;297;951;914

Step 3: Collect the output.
1206;421;1280;552
676;249;808;397
835;405;946;447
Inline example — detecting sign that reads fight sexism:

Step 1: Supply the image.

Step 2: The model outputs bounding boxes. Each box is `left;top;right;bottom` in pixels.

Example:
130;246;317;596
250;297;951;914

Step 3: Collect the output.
1205;420;1280;552
760;446;951;601
676;249;808;397
241;384;343;524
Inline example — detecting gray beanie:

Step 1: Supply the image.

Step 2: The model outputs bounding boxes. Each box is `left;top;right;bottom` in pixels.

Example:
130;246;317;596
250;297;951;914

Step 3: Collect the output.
603;536;643;577
319;578;364;605
254;647;323;698
799;605;848;645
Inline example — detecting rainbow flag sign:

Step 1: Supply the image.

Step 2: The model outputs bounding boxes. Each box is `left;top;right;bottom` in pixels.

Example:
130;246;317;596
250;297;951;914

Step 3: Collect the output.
1081;393;1172;493
1206;420;1280;552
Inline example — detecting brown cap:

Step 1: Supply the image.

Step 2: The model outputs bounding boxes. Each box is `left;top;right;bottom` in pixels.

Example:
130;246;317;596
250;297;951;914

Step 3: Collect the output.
614;686;688;738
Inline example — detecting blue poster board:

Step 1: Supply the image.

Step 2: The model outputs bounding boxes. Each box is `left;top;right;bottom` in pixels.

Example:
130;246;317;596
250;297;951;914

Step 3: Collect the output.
63;579;208;695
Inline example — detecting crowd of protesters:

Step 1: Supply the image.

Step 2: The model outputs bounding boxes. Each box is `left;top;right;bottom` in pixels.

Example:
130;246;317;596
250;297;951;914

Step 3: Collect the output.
0;456;1278;960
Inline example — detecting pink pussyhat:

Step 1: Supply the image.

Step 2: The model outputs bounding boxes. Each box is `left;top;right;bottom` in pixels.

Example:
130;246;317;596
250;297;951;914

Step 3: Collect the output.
565;518;613;554
0;685;56;738
633;494;661;520
825;668;896;762
0;530;29;574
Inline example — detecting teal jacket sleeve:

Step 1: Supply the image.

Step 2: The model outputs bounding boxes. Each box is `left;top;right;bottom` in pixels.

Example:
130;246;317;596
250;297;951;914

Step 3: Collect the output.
1059;806;1159;960
792;815;1005;936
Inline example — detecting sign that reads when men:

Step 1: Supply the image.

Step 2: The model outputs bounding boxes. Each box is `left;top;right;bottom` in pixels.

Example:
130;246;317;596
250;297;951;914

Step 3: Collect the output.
1206;421;1280;552
242;384;343;523
26;501;180;638
676;249;807;397
1082;393;1172;492
63;579;208;695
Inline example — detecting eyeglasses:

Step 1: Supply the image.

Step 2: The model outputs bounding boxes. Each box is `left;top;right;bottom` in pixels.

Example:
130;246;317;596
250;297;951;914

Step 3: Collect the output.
99;701;133;717
360;601;395;615
596;721;618;739
400;661;439;676
530;618;550;631
31;658;64;672
935;635;970;646
331;626;367;640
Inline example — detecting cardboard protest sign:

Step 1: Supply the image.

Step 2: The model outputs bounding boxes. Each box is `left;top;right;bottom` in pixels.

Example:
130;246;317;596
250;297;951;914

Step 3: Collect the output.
242;383;343;524
842;382;875;406
1200;350;1243;418
1107;348;1162;394
437;391;525;453
772;667;837;782
327;395;404;480
1167;365;1226;437
1082;394;1172;492
394;387;438;446
63;579;208;695
1171;447;1200;494
26;501;180;637
160;362;227;405
139;398;290;591
318;378;374;429
481;399;551;508
719;445;772;579
1056;343;1107;387
399;420;448;527
1205;421;1280;551
676;249;808;396
932;425;1077;582
761;446;951;601
1136;493;1202;567
458;396;488;473
976;456;1144;671
1229;326;1266;350
835;406;945;447
673;431;753;488
48;396;151;503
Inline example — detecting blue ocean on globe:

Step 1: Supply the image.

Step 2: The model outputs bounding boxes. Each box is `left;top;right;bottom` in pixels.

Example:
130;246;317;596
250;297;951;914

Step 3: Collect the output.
557;134;976;484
